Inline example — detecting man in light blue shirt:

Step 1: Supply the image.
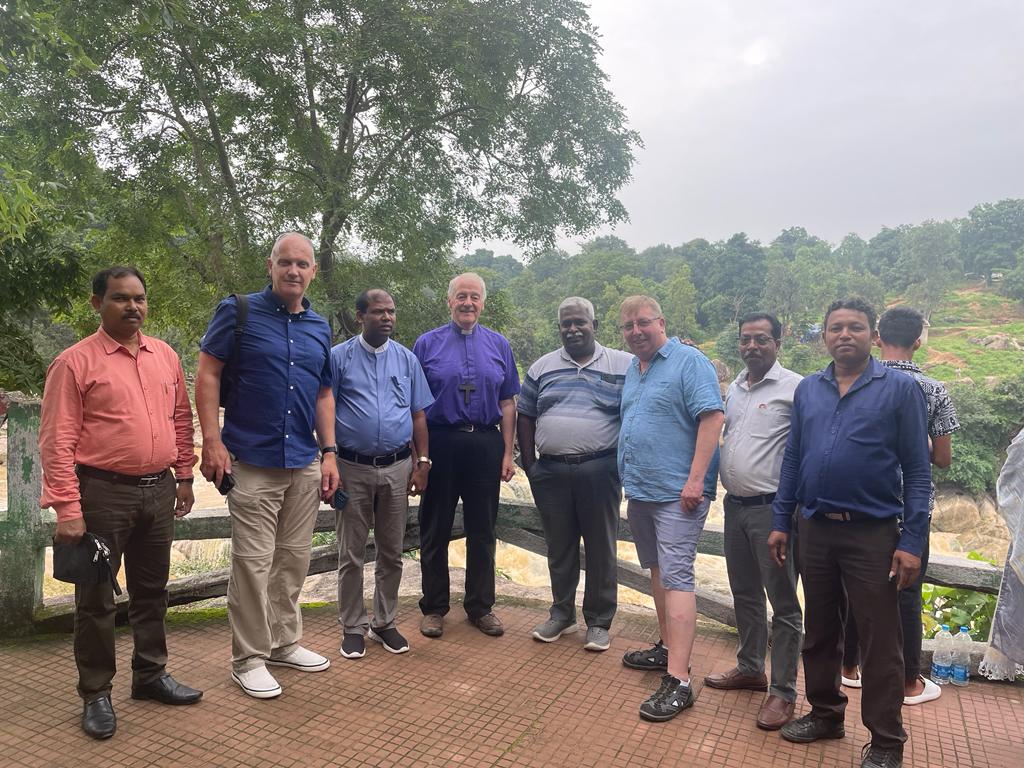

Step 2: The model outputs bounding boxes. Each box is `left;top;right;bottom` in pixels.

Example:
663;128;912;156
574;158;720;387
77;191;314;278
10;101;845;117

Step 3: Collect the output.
331;289;434;660
616;295;724;723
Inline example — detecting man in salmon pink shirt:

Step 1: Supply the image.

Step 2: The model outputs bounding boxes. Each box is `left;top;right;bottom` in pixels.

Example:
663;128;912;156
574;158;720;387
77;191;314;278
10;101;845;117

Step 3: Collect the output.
39;266;202;741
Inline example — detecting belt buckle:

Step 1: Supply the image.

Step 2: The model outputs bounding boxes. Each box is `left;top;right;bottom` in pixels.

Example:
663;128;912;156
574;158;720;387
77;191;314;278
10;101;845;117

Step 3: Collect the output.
372;454;391;467
138;474;161;488
824;511;849;522
458;424;475;432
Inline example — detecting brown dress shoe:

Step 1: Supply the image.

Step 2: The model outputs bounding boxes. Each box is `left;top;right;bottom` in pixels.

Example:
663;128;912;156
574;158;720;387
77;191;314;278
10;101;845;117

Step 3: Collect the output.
756;694;795;730
470;612;504;636
420;614;444;638
703;666;769;691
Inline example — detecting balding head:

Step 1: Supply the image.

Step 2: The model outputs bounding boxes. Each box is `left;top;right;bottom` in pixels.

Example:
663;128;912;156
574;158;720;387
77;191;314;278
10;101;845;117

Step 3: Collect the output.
448;272;487;331
267;231;317;312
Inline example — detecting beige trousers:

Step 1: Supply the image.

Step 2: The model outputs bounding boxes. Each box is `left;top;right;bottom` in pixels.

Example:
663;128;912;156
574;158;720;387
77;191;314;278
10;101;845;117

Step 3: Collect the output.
226;459;321;672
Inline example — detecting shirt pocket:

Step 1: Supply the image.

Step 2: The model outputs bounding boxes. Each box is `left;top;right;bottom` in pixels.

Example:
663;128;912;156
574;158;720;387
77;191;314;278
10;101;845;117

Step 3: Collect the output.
645;380;678;413
163;381;178;421
846;405;888;447
590;380;622;413
391;375;410;408
747;405;789;439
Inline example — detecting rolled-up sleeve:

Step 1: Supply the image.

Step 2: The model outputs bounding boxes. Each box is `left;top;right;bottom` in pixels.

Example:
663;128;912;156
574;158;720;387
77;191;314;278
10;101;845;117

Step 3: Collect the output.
39;358;85;522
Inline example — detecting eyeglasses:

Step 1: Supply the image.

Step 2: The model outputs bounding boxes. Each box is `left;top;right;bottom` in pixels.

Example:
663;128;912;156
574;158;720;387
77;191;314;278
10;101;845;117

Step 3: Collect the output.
739;334;774;346
619;317;661;333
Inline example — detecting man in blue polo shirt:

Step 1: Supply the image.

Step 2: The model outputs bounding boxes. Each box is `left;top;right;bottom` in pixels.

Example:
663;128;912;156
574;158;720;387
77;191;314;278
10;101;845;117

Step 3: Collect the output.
197;232;340;699
616;295;724;723
768;297;930;768
331;289;434;660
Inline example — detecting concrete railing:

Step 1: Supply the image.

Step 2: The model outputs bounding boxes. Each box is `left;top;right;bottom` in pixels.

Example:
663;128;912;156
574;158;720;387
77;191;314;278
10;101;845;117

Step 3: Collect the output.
0;399;1004;671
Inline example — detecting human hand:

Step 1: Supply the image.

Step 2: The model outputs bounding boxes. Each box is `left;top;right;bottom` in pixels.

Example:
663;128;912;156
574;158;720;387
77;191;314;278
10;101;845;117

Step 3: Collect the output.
890;550;922;591
679;478;704;511
501;454;516;482
408;464;430;496
174;483;195;518
54;517;87;546
767;531;789;567
320;454;340;501
200;439;232;487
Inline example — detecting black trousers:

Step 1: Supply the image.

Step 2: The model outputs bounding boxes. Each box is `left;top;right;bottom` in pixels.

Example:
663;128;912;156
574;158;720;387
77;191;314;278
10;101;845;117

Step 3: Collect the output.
418;427;503;620
843;534;930;683
527;453;621;629
798;514;907;750
74;471;176;700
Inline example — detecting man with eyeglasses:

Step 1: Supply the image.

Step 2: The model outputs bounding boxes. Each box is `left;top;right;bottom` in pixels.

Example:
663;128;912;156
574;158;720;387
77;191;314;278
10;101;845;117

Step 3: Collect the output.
704;312;803;731
616;295;724;723
517;297;633;652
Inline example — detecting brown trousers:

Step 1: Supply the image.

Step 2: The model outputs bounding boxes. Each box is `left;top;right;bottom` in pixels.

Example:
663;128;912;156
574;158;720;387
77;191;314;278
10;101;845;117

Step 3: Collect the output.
74;471;176;701
798;514;907;750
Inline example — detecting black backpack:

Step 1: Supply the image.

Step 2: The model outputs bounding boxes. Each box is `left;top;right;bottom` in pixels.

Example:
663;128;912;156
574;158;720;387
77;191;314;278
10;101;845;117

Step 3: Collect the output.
218;293;249;407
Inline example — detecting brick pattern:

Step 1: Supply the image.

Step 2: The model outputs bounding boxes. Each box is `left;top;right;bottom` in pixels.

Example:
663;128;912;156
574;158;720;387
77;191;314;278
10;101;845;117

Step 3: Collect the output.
1;598;1021;767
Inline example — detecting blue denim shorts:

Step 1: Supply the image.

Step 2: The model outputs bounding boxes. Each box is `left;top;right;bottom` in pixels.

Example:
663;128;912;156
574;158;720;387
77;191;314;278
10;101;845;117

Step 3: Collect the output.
627;497;710;592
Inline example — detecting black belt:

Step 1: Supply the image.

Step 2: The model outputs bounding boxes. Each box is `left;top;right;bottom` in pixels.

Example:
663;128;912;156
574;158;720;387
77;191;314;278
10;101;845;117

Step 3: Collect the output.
77;465;169;488
540;448;616;465
338;446;412;467
727;492;776;507
431;423;497;432
819;510;887;523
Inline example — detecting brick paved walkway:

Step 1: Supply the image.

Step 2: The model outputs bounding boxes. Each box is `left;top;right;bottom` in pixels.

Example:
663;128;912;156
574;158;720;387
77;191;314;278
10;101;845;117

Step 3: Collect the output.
2;597;1021;768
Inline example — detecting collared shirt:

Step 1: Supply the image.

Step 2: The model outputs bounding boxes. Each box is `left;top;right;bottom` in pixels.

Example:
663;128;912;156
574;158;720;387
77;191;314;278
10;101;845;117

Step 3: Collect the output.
771;356;932;556
720;361;803;496
331;334;434;455
39;328;196;522
413;321;520;427
200;286;332;469
618;337;724;503
517;342;633;455
882;359;960;512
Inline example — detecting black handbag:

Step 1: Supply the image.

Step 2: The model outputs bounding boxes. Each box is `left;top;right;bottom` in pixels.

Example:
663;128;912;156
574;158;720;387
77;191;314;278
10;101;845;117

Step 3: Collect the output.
52;532;123;595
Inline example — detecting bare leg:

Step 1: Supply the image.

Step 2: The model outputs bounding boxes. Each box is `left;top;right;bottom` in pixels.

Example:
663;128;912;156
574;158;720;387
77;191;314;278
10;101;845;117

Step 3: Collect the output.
665;589;696;682
650;567;669;644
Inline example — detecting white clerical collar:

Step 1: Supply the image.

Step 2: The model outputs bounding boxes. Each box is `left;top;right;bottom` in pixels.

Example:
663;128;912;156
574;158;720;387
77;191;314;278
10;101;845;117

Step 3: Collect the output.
359;334;389;354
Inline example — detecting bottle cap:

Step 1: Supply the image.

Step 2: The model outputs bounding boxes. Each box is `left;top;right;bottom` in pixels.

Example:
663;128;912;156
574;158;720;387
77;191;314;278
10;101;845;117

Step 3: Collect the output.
960;626;970;633
942;624;950;631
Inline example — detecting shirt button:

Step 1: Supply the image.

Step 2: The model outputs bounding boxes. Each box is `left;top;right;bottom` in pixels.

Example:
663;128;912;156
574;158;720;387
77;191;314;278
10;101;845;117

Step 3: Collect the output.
290;385;294;390
290;362;294;366
285;434;290;438
287;409;292;414
290;339;294;343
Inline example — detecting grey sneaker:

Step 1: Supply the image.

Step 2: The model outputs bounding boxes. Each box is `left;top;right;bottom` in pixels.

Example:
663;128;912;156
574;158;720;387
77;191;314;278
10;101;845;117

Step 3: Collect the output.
583;626;611;652
532;618;579;643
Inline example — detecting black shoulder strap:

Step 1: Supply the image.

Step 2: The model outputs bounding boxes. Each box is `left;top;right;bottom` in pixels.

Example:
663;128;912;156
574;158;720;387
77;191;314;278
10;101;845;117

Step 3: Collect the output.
229;293;249;357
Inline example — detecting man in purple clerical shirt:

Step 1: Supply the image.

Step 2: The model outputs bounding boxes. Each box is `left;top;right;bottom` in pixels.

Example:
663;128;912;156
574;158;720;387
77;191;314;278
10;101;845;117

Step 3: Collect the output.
412;272;521;639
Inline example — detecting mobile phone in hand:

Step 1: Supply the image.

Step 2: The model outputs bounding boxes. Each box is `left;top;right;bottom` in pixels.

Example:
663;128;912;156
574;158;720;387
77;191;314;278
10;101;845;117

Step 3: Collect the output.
332;489;349;510
217;473;236;495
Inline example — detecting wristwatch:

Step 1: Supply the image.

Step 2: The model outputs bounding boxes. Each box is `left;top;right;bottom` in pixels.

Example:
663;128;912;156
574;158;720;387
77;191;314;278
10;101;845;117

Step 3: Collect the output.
417;456;432;467
320;445;338;461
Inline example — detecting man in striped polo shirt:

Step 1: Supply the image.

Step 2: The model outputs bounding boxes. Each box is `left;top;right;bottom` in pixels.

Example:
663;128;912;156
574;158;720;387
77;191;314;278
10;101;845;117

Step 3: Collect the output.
517;297;633;652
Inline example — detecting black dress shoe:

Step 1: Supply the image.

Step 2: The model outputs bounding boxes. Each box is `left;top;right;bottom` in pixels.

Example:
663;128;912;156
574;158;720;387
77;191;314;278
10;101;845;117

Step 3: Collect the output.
82;695;116;740
780;713;846;743
131;673;203;705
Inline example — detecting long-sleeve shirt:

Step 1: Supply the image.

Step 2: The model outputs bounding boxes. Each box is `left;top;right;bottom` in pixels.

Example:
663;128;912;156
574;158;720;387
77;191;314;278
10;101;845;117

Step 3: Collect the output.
39;327;196;522
770;357;931;556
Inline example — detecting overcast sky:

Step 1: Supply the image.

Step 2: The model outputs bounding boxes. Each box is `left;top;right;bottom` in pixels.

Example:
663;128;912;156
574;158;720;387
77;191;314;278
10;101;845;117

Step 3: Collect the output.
474;0;1024;256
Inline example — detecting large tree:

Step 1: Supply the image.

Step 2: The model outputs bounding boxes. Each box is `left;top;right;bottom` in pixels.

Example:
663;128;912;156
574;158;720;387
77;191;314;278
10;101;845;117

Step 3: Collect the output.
16;0;638;328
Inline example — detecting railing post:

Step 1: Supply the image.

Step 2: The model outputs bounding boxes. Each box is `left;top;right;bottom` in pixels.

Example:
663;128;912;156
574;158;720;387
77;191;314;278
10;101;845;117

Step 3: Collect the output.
0;397;45;636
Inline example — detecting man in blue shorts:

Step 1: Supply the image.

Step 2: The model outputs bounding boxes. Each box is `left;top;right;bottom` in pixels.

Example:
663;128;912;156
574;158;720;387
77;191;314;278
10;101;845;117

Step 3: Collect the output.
616;295;724;722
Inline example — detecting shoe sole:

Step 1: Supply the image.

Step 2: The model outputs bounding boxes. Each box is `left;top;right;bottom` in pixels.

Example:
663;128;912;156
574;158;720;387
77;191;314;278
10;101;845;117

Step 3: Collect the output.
368;628;410;654
583;641;610;652
703;680;769;692
339;645;366;659
532;622;579;643
130;690;203;705
622;658;667;671
82;725;116;740
265;658;331;673
230;672;282;699
639;702;693;722
780;727;846;744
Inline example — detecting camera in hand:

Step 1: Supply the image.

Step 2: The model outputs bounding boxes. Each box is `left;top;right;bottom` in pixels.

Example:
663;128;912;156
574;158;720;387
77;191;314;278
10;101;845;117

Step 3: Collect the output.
217;473;236;495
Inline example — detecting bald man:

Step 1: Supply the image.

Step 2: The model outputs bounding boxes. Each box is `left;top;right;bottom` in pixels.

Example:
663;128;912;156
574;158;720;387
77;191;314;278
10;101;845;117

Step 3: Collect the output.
197;232;340;699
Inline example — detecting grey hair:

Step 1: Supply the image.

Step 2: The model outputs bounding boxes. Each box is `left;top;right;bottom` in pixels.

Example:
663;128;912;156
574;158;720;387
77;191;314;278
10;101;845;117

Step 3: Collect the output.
557;296;595;321
271;232;315;260
447;272;487;301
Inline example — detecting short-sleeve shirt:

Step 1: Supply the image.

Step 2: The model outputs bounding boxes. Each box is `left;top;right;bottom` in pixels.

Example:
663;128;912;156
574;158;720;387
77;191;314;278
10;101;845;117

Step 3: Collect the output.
517;342;634;455
413;321;521;427
618;338;725;502
720;361;803;497
200;286;332;469
331;335;434;455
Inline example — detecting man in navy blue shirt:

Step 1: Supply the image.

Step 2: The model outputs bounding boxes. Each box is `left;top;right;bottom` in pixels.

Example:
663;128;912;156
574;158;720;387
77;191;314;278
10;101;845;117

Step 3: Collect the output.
197;232;340;699
768;297;930;768
413;273;520;639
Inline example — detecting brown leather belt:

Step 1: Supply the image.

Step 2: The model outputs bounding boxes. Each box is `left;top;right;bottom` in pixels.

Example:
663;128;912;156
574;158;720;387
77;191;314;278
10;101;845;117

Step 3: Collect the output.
77;465;169;488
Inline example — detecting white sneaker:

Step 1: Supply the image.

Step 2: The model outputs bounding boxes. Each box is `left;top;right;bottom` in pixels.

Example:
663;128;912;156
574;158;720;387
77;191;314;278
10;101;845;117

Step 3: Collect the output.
231;665;283;699
841;674;862;689
266;645;331;672
903;675;942;706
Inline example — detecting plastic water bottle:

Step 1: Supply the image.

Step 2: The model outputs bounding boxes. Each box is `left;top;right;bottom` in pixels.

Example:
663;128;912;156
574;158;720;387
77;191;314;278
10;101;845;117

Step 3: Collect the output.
931;625;953;685
951;626;972;687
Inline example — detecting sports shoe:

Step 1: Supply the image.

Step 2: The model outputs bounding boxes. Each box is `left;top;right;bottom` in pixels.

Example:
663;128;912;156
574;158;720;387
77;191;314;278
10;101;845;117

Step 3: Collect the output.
903;675;941;706
861;742;903;768
532;618;578;643
638;674;694;722
231;665;283;699
780;713;846;743
266;645;331;672
583;626;611;652
622;640;668;670
369;626;410;654
340;633;366;659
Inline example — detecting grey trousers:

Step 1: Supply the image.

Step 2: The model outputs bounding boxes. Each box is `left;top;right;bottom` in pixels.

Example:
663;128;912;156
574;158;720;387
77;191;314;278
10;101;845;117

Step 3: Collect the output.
527;453;621;629
723;495;803;702
336;456;411;635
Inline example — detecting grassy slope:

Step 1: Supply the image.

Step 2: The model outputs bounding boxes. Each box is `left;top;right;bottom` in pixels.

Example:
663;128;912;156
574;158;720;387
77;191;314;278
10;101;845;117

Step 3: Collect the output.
920;282;1024;382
